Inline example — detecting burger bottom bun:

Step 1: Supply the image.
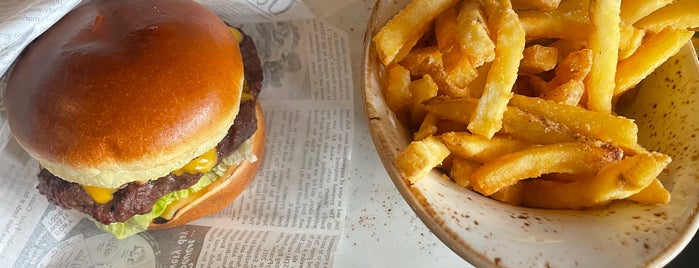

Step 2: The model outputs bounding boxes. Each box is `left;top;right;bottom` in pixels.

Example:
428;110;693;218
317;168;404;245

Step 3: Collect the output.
149;102;265;230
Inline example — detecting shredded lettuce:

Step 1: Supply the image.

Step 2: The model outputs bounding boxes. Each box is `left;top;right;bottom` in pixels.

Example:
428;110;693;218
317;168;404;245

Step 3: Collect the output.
94;138;256;239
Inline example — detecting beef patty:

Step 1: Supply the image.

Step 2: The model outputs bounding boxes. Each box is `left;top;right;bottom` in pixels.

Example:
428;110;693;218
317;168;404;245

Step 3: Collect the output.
36;33;263;225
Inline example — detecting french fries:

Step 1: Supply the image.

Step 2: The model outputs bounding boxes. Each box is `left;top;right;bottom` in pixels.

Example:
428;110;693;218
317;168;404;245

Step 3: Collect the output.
373;0;460;65
520;152;670;209
585;0;621;113
373;0;696;209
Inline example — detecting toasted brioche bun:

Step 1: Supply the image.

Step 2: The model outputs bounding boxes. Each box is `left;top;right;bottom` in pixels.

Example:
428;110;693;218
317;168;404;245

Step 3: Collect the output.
150;102;265;230
4;0;244;189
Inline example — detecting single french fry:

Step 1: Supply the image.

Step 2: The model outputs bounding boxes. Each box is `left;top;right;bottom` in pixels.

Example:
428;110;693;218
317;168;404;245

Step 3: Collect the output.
500;106;580;144
519;44;558;75
424;96;478;123
457;0;496;67
468;3;525;138
521;152;670;209
620;0;672;24
441;132;531;163
634;0;699;33
585;0;621;113
384;64;412;111
373;0;460;65
626;178;671;204
615;28;694;98
509;94;639;150
395;136;451;184
449;157;481;187
470;142;623;196
518;0;590;40
436;7;479;89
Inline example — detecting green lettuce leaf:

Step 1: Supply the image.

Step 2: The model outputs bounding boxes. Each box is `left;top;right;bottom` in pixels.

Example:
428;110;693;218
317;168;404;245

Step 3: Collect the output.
95;174;215;239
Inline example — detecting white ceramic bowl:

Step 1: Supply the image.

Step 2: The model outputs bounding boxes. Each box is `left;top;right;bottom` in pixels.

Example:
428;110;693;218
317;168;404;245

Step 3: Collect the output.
361;0;699;267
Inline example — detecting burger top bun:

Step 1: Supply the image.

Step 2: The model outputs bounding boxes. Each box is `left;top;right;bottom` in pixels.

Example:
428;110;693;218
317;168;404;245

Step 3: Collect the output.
4;0;244;189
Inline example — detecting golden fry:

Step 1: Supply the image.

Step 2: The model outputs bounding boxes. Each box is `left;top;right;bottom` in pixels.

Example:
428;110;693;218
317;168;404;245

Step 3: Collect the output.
468;3;525;138
615;28;694;98
395;136;451;184
424;96;478;124
620;0;672;24
634;0;699;32
441;132;531;163
449;157;480;187
509;94;639;151
500;106;580;144
470;142;623;196
518;0;590;40
384;64;412;111
585;0;621;113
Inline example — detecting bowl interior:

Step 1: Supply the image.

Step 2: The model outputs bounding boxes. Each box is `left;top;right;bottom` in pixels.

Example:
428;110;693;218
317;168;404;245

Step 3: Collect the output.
361;0;699;267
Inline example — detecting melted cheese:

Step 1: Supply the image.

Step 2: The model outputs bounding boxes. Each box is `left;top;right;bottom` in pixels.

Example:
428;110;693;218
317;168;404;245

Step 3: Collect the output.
172;147;218;176
230;27;243;43
82;147;218;204
83;185;117;204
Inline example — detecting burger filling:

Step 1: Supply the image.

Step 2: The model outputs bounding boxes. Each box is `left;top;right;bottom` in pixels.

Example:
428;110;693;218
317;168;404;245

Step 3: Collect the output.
35;30;262;238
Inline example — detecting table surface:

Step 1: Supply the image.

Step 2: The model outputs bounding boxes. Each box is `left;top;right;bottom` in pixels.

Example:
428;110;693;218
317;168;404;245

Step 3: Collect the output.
301;0;698;267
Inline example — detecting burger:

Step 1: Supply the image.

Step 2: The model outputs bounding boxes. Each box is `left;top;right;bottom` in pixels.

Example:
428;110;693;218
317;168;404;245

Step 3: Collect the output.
3;0;264;238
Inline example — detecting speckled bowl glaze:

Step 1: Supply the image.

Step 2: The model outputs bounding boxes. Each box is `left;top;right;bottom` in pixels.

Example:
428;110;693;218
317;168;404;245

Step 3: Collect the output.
361;0;699;267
